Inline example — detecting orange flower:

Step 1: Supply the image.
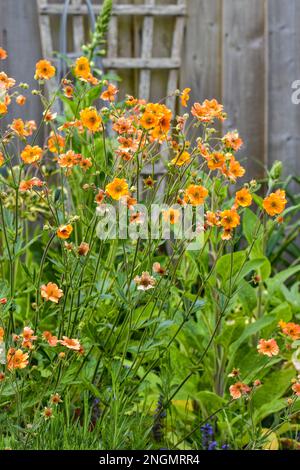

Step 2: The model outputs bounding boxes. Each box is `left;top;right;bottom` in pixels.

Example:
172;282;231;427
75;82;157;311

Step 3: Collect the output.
292;382;300;396
105;178;129;200
113;117;134;134
95;189;105;205
80;107;102;132
47;132;65;153
0;327;4;342
205;211;219;227
235;188;252;207
21;326;37;349
220;209;240;230
0;102;7;115
79;157;92;171
0;152;5;167
16;95;26;106
74;56;90;79
263;189;287;217
162;208;180;225
19;177;43;192
257;338;279;357
0;47;7;60
35;59;56;80
191;99;226;123
57;150;78;168
207;152;226;170
140;112;158;130
63;85;74;98
42;331;58;347
222;131;243;152
41;282;64;303
229;381;251;399
185;184;208;206
59;336;81;351
279;321;300;340
10;118;28;137
7;348;29;371
0;72;15;89
57;224;73;239
222;155;245;181
21;145;43;164
101;83;118;102
181;87;191;107
171;151;191;167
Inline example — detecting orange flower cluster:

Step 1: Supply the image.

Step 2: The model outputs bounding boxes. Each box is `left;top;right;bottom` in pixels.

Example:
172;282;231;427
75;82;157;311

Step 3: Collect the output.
191;99;226;123
57;150;92;172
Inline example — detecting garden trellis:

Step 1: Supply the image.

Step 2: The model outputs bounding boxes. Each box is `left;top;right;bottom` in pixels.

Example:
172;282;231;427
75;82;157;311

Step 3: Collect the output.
37;0;187;182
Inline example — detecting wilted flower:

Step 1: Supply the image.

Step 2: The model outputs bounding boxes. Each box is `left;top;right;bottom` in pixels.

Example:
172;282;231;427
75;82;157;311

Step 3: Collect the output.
134;272;156;291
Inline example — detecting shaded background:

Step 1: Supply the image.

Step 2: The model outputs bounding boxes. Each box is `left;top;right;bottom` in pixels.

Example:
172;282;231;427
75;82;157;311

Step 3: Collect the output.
1;0;300;181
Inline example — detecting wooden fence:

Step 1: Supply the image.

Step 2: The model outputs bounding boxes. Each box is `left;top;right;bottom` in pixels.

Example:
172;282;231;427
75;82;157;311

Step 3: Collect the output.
1;0;300;180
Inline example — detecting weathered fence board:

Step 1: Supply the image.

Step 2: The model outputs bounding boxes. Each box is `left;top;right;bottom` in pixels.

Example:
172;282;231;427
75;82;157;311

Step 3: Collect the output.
223;0;266;180
268;0;300;177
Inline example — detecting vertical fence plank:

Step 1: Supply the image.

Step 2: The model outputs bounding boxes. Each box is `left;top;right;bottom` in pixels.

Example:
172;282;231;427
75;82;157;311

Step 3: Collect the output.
268;0;300;177
166;0;185;114
139;0;155;100
0;0;43;139
180;0;222;106
72;0;85;51
222;0;267;180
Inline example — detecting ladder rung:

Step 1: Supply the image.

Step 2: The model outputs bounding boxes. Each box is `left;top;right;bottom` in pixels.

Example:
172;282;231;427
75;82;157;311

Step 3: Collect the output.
39;4;186;17
102;58;181;69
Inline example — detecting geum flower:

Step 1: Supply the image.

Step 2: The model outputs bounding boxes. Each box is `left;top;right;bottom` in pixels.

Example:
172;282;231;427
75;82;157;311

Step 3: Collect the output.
105;178;129;201
21;327;37;349
222;131;243;152
191;99;226;123
42;331;58;347
171;151;191;167
74;56;90;79
263;189;287;216
7;348;29;371
278;320;300;340
181;87;191;107
235;187;252;207
162;208;180;225
59;336;81;351
134;272;156;291
35;59;56;80
41;282;64;303
185;184;208;206
292;382;300;396
21;145;43;164
229;381;251;399
57;224;73;240
19;177;43;192
80;107;102;132
257;338;279;357
100;83;118;101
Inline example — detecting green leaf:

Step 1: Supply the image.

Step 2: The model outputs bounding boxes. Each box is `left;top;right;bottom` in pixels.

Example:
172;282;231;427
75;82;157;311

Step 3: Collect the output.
216;251;246;281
